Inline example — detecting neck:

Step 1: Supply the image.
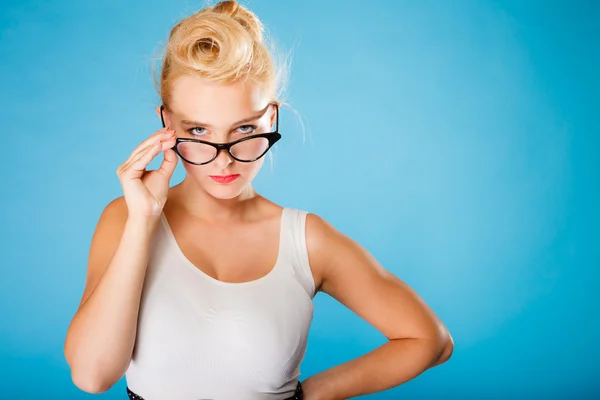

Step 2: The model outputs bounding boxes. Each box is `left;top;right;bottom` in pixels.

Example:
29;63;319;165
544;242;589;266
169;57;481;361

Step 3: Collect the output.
174;177;260;225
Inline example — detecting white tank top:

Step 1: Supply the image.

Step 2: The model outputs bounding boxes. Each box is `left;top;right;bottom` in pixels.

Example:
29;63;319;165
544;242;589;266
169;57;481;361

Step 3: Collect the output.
125;207;316;400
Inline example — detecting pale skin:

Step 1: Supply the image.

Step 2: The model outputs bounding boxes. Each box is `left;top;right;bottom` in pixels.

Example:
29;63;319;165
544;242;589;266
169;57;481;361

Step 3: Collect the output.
64;75;453;399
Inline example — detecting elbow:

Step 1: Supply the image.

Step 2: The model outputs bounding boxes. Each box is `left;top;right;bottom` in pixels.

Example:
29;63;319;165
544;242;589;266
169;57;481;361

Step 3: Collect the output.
70;368;114;394
65;344;107;393
434;333;454;366
66;351;121;394
64;339;122;393
421;330;454;369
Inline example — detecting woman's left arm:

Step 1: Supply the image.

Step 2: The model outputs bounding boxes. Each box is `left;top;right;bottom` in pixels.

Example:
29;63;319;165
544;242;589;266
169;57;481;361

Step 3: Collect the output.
301;213;454;400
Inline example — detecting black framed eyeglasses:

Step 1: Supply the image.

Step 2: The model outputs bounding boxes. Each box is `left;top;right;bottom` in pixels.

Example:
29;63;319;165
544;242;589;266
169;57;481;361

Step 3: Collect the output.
159;103;281;165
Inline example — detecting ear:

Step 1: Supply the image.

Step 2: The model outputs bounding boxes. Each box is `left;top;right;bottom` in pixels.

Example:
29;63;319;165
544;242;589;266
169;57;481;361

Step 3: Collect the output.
269;104;278;131
155;105;171;129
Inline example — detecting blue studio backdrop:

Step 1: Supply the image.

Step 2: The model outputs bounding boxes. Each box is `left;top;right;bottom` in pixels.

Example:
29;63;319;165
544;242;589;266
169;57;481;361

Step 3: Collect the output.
0;0;598;398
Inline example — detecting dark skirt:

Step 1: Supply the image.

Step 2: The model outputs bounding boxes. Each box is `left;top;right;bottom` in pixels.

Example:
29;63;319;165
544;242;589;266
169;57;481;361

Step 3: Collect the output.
126;381;303;400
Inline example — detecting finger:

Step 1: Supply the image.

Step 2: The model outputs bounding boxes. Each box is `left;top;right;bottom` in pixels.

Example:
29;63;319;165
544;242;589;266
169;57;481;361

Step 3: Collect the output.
128;129;175;162
118;130;176;179
118;130;174;176
130;140;164;172
157;148;179;178
153;136;178;175
120;140;164;180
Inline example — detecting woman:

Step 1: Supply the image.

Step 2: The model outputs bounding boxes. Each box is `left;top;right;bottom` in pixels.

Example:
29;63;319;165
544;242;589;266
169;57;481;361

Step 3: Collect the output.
64;1;454;399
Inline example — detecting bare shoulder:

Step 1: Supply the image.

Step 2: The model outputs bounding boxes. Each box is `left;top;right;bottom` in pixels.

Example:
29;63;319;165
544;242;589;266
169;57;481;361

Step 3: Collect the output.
92;196;129;242
305;211;400;296
304;212;354;293
99;196;129;220
77;196;129;308
305;212;391;291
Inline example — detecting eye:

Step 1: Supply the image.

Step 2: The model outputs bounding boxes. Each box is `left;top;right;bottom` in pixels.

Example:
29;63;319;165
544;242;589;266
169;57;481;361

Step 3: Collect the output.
237;124;256;134
188;127;206;136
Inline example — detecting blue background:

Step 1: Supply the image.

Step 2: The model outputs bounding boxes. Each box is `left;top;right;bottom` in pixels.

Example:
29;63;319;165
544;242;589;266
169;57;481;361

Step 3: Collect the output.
1;0;598;398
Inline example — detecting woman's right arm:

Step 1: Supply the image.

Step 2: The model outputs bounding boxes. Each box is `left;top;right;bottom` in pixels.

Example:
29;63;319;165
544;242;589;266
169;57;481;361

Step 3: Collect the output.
64;126;178;393
64;197;157;393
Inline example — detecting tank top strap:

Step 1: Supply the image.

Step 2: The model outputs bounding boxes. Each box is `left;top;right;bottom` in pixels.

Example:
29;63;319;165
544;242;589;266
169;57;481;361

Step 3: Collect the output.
279;208;317;299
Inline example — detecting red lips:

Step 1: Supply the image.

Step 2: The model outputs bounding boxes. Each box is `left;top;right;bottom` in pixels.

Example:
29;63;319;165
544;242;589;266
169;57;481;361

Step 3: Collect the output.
209;174;240;183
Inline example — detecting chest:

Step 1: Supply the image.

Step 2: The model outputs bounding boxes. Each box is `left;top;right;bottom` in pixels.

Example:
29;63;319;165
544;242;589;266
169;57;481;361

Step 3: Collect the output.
131;270;315;394
165;213;282;284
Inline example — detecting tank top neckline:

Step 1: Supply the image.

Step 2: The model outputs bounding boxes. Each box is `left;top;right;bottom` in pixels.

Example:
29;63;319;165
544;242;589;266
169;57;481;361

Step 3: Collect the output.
158;207;288;287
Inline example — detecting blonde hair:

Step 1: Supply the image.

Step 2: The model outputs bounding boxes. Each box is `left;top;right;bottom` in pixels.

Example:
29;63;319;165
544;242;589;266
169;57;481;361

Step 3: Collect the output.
155;0;288;110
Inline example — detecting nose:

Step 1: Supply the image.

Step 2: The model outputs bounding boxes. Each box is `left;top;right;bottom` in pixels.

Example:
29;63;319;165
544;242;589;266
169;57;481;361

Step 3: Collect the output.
213;148;233;169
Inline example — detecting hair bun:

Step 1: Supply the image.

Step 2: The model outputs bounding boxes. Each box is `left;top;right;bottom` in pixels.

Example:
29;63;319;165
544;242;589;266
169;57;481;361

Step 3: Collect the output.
168;11;254;81
157;0;286;109
212;0;264;43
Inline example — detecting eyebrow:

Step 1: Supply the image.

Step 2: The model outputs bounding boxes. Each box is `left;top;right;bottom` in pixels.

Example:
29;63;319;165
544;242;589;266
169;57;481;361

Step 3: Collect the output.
180;105;271;127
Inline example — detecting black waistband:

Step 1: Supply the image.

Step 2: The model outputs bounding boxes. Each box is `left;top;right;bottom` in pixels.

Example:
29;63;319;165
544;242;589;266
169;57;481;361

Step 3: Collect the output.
126;381;303;400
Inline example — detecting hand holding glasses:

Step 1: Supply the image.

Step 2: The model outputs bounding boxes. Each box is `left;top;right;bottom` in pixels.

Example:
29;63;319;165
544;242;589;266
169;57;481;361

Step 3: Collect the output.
116;127;179;221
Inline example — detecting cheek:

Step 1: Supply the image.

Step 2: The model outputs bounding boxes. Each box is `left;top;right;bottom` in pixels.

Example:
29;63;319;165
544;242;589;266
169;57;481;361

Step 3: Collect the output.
233;159;265;182
244;157;266;174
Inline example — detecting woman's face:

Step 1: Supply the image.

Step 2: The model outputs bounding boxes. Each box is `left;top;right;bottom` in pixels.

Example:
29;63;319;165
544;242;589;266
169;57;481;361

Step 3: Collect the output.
157;75;277;200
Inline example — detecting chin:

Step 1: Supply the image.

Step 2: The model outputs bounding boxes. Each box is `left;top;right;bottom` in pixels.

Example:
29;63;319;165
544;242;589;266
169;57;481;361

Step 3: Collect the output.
204;180;252;200
206;189;245;200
